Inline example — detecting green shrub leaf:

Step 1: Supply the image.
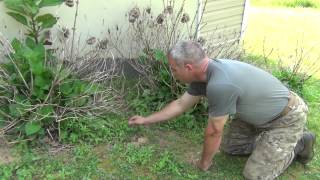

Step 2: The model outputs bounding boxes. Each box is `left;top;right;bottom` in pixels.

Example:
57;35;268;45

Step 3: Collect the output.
154;49;167;63
25;37;37;49
11;38;23;52
34;74;51;90
60;81;73;96
8;100;30;118
25;122;41;136
32;87;46;100
9;104;21;117
4;0;25;15
7;12;28;26
36;14;57;29
37;105;54;119
72;80;86;95
39;0;64;8
23;45;45;74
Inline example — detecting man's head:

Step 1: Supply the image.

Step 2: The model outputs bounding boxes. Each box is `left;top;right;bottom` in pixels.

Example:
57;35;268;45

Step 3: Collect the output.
167;40;208;83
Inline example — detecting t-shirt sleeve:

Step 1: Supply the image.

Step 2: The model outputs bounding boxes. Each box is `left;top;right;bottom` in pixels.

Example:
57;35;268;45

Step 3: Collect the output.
207;83;240;117
187;82;207;96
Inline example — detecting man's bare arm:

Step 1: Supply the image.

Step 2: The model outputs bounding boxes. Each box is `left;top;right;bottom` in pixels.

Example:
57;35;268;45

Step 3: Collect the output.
129;92;201;125
198;115;228;171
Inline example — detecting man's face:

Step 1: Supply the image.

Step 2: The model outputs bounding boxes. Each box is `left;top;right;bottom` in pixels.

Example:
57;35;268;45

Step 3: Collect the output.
168;56;193;83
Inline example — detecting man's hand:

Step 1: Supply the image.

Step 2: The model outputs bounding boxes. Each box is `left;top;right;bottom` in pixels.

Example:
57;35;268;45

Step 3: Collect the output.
128;115;147;126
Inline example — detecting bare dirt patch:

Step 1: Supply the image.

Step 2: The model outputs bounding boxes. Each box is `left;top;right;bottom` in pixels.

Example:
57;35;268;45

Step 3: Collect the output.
0;137;15;165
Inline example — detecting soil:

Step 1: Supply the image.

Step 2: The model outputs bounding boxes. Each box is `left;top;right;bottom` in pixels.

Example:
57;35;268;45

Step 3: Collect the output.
0;137;15;165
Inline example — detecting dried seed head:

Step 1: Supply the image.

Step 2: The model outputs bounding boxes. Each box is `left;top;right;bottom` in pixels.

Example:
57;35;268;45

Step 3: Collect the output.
156;14;164;25
108;28;111;34
43;40;52;45
65;0;74;7
62;27;70;38
197;36;206;46
164;6;173;14
43;30;51;39
128;7;140;23
148;21;155;28
86;36;96;45
116;25;119;31
146;7;151;14
97;38;108;49
181;13;190;23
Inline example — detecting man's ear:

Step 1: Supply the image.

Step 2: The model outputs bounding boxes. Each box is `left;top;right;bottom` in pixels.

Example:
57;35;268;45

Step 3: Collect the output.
184;63;193;71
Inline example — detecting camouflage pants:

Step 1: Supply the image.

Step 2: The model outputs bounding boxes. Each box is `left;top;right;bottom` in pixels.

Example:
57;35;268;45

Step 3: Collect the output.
221;92;309;180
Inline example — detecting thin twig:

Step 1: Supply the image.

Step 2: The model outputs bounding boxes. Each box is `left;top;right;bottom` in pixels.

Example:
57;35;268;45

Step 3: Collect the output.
70;0;80;60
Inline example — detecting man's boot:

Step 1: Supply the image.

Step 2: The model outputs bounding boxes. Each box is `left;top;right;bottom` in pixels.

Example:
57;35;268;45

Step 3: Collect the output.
295;131;316;164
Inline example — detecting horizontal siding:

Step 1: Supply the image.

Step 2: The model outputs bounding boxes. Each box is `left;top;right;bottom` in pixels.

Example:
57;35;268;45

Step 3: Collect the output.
205;0;245;12
203;6;244;22
201;24;241;35
202;16;243;31
200;0;245;42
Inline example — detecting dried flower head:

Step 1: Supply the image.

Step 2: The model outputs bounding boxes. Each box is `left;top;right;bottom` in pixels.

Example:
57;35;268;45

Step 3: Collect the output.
43;40;52;45
148;21;155;28
86;37;97;45
108;28;111;34
65;0;74;7
44;30;51;39
146;7;151;14
164;6;173;14
97;38;108;49
197;36;206;46
181;13;190;23
62;27;70;38
128;7;140;23
156;14;164;25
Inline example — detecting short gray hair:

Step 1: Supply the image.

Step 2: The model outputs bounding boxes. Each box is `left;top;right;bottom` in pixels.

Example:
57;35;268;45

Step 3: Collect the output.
168;40;206;65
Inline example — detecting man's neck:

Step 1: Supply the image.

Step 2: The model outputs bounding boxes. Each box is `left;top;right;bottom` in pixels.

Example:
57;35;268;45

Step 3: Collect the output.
196;57;210;82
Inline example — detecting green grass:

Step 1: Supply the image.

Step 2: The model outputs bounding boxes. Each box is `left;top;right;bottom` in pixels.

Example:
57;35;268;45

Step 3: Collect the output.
243;6;320;78
251;0;320;8
0;145;110;179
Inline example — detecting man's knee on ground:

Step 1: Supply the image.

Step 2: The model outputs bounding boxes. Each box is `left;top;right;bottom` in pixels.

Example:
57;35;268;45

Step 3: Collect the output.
220;142;253;155
243;166;273;180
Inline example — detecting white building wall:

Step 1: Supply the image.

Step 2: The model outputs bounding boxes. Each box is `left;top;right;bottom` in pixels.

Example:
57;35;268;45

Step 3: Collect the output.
0;0;197;42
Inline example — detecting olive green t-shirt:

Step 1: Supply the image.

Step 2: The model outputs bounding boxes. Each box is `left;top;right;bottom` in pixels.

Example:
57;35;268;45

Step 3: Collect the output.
187;59;289;125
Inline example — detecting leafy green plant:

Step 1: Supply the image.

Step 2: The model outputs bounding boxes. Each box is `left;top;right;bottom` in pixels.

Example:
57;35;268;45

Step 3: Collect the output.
4;0;64;44
273;68;309;96
152;151;182;176
126;144;155;165
0;0;124;144
0;38;105;140
0;0;119;143
60;114;135;144
110;144;155;166
136;48;186;97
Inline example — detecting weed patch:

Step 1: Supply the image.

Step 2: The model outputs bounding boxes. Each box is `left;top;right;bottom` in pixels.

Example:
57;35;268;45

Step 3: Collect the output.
0;145;108;179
